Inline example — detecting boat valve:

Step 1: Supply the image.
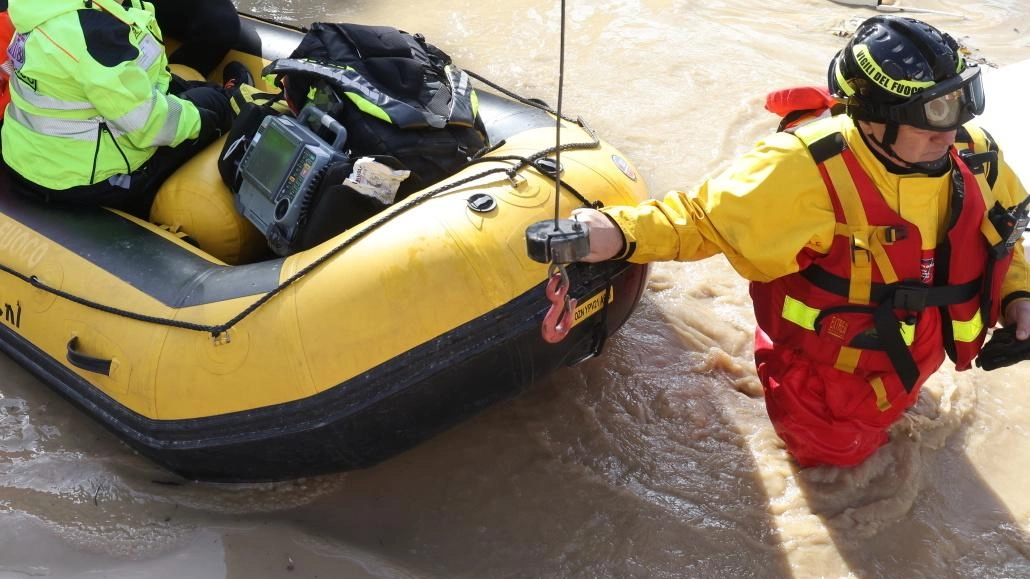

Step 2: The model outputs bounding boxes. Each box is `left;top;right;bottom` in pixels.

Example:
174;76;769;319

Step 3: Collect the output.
525;219;591;343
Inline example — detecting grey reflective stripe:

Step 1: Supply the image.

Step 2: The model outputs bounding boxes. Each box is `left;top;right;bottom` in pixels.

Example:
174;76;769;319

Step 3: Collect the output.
423;78;451;120
267;58;448;129
443;65;476;126
154;97;185;146
10;77;94;111
13;81;182;146
108;91;183;146
6;106;102;140
107;174;132;189
111;92;159;134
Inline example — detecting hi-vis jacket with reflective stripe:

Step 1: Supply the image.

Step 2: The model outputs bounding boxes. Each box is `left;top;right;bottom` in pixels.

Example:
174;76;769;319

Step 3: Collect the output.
601;113;1030;388
1;0;201;190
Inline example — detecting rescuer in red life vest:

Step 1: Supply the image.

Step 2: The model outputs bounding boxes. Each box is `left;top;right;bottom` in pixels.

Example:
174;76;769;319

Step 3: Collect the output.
572;15;1030;468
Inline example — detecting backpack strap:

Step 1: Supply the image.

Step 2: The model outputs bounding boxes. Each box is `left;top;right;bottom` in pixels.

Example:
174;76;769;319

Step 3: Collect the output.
229;83;292;117
264;57;475;129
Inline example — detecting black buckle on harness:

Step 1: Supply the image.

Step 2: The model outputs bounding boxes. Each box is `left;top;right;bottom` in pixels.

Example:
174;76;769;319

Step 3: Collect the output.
882;226;908;244
892;282;928;313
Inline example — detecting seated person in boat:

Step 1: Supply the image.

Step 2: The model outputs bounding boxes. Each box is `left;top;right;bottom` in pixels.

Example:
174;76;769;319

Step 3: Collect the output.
572;16;1030;469
0;0;245;219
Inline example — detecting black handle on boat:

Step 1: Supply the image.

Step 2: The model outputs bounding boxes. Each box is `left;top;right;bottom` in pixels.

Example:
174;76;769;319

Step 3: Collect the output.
525;219;590;264
66;337;113;376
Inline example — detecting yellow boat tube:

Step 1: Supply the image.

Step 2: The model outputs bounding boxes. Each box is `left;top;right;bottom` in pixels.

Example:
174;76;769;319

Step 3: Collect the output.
0;13;650;481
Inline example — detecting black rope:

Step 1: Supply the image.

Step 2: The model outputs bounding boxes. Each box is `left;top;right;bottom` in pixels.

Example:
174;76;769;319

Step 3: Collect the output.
552;0;567;229
0;264;216;333
465;70;579;125
1;79;607;338
2;155;595;337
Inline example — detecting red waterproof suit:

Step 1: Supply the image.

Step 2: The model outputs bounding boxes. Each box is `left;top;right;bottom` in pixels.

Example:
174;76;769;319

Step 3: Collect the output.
750;119;1014;466
600;98;1030;467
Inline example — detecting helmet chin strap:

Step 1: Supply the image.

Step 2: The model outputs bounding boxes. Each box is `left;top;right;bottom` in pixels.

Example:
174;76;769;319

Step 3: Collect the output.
865;121;950;173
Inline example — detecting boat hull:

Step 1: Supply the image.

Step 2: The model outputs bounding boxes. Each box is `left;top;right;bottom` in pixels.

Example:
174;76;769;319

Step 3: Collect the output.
0;14;651;482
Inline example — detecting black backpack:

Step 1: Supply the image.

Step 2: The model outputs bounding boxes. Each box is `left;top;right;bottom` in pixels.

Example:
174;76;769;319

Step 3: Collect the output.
264;22;489;198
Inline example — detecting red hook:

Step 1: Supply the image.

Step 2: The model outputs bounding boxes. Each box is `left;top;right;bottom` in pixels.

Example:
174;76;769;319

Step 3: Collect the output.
542;263;577;343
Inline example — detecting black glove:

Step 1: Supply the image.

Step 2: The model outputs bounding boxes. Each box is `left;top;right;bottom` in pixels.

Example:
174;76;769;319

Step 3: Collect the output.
195;107;224;143
976;325;1030;371
185;84;233;139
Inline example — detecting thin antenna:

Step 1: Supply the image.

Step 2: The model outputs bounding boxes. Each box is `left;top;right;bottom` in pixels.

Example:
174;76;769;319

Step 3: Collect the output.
552;0;567;229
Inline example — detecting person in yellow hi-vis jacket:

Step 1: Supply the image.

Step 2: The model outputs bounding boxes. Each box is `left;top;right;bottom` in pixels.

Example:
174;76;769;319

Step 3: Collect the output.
1;0;235;218
573;15;1030;468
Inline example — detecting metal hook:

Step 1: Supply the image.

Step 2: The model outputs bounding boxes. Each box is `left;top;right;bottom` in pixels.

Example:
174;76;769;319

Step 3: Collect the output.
542;263;577;343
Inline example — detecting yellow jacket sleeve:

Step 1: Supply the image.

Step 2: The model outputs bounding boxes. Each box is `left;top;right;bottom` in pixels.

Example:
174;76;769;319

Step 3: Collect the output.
602;130;837;283
80;44;201;149
993;149;1030;303
602;118;1030;303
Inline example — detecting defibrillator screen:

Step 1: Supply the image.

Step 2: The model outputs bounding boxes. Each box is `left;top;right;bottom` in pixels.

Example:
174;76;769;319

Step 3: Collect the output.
245;125;302;201
234;106;346;256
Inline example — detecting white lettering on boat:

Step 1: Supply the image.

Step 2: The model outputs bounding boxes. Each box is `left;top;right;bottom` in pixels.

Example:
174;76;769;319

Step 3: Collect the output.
0;221;50;268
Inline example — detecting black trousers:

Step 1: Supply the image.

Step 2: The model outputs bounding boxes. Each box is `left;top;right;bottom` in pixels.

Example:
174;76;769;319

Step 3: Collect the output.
150;0;241;77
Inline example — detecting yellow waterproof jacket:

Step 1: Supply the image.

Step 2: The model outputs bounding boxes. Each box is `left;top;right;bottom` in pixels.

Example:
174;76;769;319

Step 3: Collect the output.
602;114;1030;304
1;0;201;190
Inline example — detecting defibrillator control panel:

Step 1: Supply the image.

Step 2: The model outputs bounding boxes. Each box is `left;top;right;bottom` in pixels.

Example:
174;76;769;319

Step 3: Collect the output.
235;105;348;255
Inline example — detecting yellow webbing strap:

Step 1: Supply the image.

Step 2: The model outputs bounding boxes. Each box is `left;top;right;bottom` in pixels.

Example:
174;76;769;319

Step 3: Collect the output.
835;346;861;374
868;230;899;284
230;84;292;117
869;376;892;411
821;154;904;299
822;156;874;304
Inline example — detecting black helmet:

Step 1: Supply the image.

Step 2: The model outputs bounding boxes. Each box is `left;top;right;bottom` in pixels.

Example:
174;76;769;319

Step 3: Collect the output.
827;15;985;131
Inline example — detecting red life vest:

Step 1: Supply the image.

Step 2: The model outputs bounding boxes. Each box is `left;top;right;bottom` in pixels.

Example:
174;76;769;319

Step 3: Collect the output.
0;10;13;121
764;86;841;132
752;89;1015;408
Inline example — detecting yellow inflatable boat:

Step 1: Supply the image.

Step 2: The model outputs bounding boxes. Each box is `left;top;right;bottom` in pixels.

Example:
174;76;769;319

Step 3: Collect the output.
0;14;649;481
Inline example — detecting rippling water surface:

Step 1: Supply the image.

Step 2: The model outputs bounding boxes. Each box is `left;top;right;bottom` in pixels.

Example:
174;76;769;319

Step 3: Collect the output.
2;1;1029;577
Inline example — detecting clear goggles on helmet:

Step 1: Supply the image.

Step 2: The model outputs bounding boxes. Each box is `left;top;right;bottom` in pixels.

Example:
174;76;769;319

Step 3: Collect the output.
884;65;985;131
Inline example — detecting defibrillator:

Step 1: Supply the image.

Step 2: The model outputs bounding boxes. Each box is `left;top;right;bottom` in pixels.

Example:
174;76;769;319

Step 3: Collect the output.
235;104;348;255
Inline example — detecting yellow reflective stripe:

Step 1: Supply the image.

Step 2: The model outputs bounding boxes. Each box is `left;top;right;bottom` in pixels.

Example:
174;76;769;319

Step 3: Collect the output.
833;58;855;97
869;376;892;411
952;312;984;343
835;346;861;374
782;296;820;330
851;45;935;98
900;320;915;345
343;91;393;124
